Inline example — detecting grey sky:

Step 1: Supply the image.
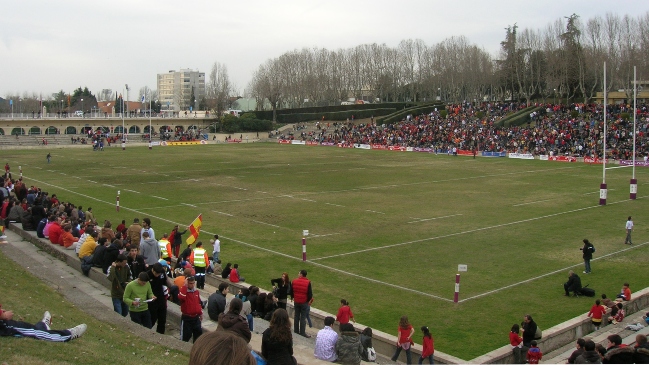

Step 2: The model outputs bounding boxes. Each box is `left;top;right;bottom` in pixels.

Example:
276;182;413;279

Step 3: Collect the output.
1;0;647;99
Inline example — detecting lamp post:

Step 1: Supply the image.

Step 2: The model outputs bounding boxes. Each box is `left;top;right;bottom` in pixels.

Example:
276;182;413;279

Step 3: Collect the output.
553;89;556;105
81;98;84;118
437;88;441;101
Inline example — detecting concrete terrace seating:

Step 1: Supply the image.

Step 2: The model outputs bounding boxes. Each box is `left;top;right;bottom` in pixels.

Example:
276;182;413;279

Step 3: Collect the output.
7;223;385;364
9;220;649;364
472;289;649;364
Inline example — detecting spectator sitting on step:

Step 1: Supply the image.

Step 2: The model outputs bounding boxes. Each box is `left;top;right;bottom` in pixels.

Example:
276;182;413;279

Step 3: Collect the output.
60;224;79;249
575;340;601;364
607;302;625;324
221;262;232;279
229;263;244;283
601;293;615;308
207;282;229;322
216;297;251;343
567;338;586;364
336;322;363;365
616;283;632;301
189;330;256;365
314;316;338;362
603;334;635;363
635;334;649;363
248;286;260;316
92;237;109;268
264;293;279;321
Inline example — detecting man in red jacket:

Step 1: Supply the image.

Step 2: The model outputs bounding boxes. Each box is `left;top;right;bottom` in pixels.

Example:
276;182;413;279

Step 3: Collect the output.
291;269;313;338
178;276;203;342
48;216;63;245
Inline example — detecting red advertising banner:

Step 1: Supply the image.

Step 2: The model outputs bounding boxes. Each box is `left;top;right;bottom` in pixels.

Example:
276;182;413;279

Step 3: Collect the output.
306;141;319;146
278;139;291;144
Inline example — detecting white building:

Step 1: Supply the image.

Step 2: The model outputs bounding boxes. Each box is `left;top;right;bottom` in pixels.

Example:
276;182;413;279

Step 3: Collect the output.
157;69;206;111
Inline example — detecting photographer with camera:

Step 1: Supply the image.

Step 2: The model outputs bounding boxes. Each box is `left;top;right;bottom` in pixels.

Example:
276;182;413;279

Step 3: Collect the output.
580;239;595;274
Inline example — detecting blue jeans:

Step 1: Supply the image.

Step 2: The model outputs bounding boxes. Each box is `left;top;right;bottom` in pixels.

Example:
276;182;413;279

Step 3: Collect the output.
293;302;307;336
419;354;434;364
305;303;313;327
112;298;129;317
584;259;591;273
247;314;254;331
392;345;412;364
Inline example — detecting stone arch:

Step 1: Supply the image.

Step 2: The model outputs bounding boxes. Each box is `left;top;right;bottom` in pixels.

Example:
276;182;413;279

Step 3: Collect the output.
65;126;77;134
143;125;153;134
96;126;109;134
128;125;140;134
113;126;125;134
81;126;93;135
28;126;41;135
45;126;58;135
11;128;24;136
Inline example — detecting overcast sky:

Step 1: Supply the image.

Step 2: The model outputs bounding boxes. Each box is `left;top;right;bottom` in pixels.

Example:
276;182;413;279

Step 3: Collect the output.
1;0;647;100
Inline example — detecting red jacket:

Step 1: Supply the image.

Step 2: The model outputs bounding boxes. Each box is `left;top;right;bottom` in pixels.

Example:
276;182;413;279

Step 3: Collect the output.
48;222;63;245
422;335;434;357
178;285;203;317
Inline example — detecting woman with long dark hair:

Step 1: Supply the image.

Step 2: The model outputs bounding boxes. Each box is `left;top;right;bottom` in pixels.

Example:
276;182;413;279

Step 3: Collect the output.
419;326;434;364
261;308;296;365
271;272;291;310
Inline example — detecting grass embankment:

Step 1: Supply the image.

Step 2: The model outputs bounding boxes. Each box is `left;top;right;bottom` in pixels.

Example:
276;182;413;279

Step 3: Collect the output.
0;249;189;365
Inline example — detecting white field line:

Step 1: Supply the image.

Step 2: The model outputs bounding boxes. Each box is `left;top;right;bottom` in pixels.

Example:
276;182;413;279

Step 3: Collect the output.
310;195;647;262
512;199;553;207
22;175;643;303
300;198;317;202
459;241;649;302
365;210;385;214
606;165;631;170
251;220;282;228
212;210;234;217
408;214;462;223
181;203;197;208
309;233;341;239
103;184;115;188
87;180;98;184
123;189;140;194
150;195;168;200
325;203;345;207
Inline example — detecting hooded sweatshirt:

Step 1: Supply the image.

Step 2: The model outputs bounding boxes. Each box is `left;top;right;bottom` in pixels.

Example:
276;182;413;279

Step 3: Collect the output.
217;311;252;343
335;330;363;365
140;237;160;265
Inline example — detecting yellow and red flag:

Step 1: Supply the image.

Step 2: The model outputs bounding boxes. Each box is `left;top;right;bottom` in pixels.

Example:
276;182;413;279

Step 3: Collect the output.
186;214;202;245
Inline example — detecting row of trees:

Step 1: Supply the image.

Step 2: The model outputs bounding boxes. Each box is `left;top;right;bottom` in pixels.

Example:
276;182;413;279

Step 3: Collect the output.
245;11;649;115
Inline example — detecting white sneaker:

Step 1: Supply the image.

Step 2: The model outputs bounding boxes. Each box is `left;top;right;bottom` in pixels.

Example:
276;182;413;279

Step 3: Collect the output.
42;311;51;330
68;324;87;339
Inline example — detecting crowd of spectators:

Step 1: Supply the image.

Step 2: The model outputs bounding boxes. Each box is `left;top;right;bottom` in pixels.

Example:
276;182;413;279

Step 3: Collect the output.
297;102;649;160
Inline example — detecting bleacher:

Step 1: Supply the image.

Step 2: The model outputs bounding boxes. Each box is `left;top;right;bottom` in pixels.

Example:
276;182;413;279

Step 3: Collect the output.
5;214;649;364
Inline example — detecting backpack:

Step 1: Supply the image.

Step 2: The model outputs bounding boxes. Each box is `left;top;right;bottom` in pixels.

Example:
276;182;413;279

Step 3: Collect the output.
590;244;595;253
366;347;377;362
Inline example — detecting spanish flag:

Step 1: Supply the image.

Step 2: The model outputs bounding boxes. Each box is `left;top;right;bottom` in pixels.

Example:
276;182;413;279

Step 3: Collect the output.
186;214;202;245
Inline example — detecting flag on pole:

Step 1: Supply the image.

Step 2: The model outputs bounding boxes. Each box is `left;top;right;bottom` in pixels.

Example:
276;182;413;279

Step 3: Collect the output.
186;214;203;245
141;95;145;103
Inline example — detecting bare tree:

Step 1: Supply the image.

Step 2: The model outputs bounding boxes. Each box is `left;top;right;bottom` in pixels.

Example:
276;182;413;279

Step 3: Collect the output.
206;61;233;117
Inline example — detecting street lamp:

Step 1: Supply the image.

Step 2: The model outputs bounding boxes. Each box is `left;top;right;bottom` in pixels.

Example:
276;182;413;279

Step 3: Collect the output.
553;89;556;105
81;98;84;117
437;88;441;101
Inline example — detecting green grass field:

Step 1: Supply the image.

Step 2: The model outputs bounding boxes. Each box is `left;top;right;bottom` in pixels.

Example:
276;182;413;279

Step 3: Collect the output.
6;143;649;359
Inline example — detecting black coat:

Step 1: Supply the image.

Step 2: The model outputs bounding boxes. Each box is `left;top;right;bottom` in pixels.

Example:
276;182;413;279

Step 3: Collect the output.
261;328;294;365
582;242;594;260
102;243;121;274
522;320;537;346
566;274;582;292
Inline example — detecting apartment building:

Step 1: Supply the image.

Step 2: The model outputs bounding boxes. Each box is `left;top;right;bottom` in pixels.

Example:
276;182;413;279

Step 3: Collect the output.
157;69;205;111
